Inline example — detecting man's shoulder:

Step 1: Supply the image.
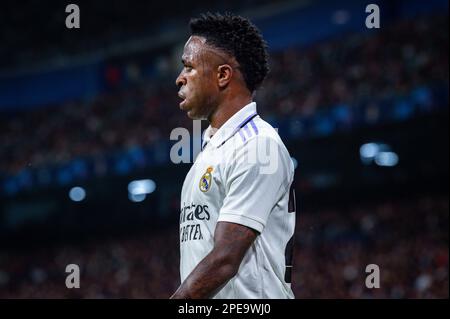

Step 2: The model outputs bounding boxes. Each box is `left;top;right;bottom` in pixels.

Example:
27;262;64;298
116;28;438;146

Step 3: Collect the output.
228;115;282;144
253;116;282;139
242;116;290;153
220;115;294;187
224;115;292;165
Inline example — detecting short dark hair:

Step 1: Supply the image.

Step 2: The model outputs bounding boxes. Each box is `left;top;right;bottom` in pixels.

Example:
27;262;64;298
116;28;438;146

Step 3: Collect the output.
189;12;270;93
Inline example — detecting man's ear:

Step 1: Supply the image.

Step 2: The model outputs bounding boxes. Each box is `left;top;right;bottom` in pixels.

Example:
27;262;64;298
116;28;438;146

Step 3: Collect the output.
217;64;233;88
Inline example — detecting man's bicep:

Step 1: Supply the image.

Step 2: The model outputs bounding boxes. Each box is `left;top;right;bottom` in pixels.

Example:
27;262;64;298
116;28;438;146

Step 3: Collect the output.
213;221;258;266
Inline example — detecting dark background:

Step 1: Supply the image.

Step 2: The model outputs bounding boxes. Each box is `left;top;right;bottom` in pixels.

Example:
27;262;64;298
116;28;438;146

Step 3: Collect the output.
0;0;448;298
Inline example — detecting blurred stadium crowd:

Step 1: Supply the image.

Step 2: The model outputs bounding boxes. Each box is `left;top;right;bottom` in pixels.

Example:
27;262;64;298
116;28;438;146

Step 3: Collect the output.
0;195;447;298
0;1;448;299
0;0;276;71
0;14;447;176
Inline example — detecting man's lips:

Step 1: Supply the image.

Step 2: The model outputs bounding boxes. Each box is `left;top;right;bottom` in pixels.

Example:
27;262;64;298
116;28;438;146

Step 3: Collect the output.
178;92;187;108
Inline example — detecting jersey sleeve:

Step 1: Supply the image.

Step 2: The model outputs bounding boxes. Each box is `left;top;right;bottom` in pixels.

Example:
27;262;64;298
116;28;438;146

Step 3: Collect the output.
217;136;293;233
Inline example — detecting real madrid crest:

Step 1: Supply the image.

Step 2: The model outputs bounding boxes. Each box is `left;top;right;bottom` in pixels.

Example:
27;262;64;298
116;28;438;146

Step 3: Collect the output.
199;166;213;192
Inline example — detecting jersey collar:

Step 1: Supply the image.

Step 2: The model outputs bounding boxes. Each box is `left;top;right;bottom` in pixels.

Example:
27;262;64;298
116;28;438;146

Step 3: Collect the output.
202;102;258;149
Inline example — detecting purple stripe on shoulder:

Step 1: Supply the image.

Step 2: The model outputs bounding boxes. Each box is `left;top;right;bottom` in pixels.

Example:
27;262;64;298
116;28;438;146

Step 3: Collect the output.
244;124;252;138
238;130;246;142
238;113;258;128
250;120;259;135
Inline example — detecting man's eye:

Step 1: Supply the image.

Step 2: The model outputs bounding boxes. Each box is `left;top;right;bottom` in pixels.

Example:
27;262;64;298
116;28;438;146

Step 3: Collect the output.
184;66;193;72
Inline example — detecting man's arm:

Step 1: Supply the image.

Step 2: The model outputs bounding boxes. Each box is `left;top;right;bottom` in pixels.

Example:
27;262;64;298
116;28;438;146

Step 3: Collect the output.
170;221;258;299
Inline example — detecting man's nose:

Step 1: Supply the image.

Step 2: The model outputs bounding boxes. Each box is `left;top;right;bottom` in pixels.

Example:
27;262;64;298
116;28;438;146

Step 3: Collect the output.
176;74;185;88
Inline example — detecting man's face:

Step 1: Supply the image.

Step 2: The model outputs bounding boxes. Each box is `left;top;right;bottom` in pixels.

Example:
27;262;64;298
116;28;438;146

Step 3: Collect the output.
176;36;220;120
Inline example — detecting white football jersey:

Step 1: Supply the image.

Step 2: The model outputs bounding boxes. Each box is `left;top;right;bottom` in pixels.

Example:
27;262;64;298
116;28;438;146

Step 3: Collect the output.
179;102;296;299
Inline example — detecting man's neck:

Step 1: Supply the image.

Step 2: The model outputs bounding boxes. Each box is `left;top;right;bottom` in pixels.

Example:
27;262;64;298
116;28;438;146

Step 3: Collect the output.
209;94;252;129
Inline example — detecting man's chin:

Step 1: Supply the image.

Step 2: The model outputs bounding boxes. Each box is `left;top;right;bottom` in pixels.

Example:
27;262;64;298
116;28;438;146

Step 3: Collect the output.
182;105;196;119
180;105;196;119
186;110;201;120
186;110;194;119
180;103;205;120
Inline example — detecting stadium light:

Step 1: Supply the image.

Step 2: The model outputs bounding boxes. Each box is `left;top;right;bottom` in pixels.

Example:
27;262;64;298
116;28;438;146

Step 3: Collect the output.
128;179;156;195
360;143;379;159
128;193;146;202
375;152;399;167
360;142;397;167
69;186;86;202
128;179;156;202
